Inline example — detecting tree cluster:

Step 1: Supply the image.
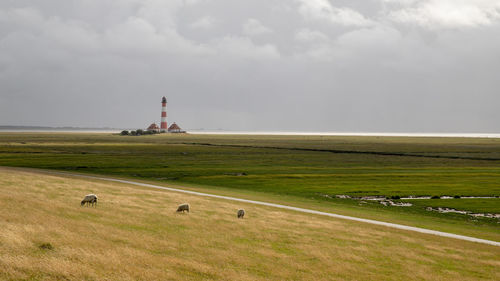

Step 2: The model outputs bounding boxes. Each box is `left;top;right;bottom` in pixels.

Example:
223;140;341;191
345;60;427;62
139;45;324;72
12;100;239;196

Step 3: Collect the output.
120;129;159;136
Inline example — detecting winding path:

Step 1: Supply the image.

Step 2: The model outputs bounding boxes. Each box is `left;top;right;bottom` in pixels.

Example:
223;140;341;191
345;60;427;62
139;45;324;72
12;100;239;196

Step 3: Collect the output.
40;169;500;247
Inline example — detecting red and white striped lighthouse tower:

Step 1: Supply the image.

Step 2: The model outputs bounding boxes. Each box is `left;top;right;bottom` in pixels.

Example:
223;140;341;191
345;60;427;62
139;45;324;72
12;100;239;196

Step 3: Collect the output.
160;96;167;132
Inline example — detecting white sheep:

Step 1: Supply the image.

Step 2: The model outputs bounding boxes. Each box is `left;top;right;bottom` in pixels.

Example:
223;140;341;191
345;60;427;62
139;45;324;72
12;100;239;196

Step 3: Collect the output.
237;209;245;219
81;194;98;207
176;203;190;213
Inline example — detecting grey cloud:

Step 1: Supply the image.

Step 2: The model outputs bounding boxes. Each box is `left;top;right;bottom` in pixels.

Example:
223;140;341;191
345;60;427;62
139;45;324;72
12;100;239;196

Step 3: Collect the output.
243;18;273;36
296;0;374;27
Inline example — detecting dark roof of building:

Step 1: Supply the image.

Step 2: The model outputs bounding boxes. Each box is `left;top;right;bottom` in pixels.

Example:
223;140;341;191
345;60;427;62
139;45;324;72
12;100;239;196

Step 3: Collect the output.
147;123;159;130
162;96;167;103
168;123;182;131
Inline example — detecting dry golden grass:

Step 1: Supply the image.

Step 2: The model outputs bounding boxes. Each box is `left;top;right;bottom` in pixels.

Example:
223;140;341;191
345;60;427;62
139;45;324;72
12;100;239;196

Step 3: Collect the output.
0;168;499;281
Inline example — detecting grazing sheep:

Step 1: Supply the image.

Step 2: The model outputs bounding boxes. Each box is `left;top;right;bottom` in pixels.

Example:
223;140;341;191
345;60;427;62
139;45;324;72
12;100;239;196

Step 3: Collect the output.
81;194;98;207
237;209;245;219
176;203;190;213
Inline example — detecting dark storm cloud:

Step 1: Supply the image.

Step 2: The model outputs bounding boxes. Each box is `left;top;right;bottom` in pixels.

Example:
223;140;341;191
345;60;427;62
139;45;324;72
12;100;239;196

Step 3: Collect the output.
0;0;499;132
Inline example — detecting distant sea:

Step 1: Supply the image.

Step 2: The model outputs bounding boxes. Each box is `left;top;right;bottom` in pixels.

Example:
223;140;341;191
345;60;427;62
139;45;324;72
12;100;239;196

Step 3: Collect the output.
0;126;119;133
189;131;500;138
0;130;119;133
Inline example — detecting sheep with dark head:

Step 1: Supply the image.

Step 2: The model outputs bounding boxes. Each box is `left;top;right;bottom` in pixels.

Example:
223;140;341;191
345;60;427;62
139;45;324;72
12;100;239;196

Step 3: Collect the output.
176;203;190;213
237;209;245;218
81;194;98;207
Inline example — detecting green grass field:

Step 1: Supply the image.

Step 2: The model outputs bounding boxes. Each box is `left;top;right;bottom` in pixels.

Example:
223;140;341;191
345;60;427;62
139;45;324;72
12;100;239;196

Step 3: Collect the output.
1;169;499;280
0;132;499;241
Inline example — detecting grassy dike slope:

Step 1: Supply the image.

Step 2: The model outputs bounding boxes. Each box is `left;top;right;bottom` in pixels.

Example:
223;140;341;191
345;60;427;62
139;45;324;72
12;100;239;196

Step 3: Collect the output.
0;168;499;280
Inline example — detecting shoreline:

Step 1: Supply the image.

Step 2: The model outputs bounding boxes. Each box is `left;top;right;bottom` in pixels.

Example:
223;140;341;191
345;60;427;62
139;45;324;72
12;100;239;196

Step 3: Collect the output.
1;130;500;138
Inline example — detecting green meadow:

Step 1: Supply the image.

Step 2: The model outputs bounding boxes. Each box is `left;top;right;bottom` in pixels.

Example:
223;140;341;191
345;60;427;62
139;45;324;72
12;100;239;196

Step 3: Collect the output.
0;132;499;240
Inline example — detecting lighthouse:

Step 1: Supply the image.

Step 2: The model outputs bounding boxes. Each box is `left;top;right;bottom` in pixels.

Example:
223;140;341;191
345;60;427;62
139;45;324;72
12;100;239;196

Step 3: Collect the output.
160;96;167;132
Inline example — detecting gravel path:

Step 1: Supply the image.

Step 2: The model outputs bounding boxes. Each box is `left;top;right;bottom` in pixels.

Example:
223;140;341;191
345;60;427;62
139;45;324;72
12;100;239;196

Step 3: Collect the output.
42;170;500;247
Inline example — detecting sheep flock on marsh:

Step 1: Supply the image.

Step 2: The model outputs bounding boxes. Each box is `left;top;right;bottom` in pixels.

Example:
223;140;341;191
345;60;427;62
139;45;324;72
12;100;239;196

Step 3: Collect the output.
80;194;246;218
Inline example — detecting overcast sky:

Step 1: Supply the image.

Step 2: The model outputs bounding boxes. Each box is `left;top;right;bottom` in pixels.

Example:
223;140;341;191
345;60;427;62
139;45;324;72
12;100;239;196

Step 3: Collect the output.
1;0;499;132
